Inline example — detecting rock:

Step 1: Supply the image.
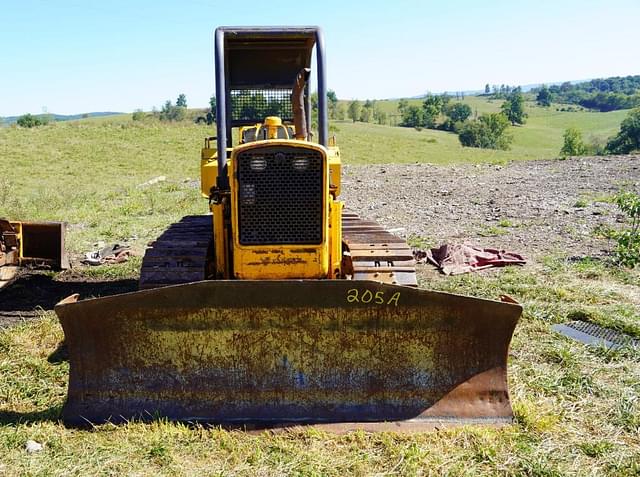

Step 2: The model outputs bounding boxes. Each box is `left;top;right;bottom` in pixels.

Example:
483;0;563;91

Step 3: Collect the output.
138;175;166;187
25;440;44;453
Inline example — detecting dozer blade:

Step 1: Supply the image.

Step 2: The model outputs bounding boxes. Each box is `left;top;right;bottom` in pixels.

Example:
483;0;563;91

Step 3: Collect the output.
55;280;521;430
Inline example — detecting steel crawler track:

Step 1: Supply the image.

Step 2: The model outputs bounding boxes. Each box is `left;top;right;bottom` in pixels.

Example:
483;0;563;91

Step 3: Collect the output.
139;215;213;289
139;213;417;288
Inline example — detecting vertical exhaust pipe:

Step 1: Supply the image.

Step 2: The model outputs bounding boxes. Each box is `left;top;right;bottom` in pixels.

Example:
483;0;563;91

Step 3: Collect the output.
292;68;311;140
214;28;229;190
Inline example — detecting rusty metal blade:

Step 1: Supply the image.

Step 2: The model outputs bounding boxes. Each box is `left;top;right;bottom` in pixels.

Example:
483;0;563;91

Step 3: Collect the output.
55;280;521;430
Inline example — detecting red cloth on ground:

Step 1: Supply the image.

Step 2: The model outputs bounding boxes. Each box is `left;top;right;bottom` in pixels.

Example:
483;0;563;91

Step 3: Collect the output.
416;243;526;275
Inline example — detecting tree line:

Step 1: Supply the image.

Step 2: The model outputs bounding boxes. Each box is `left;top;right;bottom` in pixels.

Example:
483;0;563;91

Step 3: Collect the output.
395;89;527;150
533;76;640;112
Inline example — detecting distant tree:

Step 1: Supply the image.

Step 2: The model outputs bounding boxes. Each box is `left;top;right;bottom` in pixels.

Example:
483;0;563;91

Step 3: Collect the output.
132;109;145;121
206;96;216;125
16;113;49;128
348;100;361;122
400;105;424;127
397;99;409;115
422;94;445;128
311;90;339;119
373;106;387;125
560;128;588;157
445;102;472;123
176;94;187;108
159;100;186;121
359;100;374;123
606;108;640;154
536;85;552;107
485;84;490;94
560;81;572;92
501;90;527;125
458;113;512;150
327;90;339;119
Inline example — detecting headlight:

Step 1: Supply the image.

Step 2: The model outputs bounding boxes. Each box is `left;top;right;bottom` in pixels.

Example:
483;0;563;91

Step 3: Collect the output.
250;157;266;171
292;157;309;170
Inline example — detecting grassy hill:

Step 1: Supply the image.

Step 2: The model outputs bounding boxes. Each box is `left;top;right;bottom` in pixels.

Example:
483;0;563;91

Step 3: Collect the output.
1;112;123;126
337;96;628;164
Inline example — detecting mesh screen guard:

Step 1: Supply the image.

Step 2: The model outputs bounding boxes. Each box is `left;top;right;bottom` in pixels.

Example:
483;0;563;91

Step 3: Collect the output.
236;146;324;245
230;89;302;124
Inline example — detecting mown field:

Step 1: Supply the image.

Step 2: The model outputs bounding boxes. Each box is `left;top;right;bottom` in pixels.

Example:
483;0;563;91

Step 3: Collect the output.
337;96;628;164
0;99;638;475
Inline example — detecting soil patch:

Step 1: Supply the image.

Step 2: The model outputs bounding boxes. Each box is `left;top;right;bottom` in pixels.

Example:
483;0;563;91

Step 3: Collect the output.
342;154;640;261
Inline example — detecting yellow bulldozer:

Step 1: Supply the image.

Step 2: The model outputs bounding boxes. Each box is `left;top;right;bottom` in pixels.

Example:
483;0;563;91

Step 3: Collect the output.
55;26;522;430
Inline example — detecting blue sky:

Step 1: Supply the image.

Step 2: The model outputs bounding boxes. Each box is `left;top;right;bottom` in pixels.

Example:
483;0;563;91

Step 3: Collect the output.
1;0;638;116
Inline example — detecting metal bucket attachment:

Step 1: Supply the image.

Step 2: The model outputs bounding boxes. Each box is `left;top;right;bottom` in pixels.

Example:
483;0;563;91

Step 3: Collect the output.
55;280;521;430
18;221;69;269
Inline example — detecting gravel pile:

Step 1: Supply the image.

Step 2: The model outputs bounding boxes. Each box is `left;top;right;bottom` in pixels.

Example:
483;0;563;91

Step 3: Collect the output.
341;155;640;261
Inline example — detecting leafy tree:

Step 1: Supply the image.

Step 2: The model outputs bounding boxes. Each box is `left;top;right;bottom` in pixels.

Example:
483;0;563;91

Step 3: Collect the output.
400;105;424;127
327;90;339;119
612;191;640;267
536;85;552;107
484;84;490;94
397;99;409;115
359;104;372;123
373;107;387;125
16;113;49;128
348;100;361;123
560;128;588;157
606;108;640;154
422;94;445;128
159;100;186;121
458;113;512;150
206;95;216;125
132;109;145;121
501;90;527;125
445;102;472;123
176;94;187;108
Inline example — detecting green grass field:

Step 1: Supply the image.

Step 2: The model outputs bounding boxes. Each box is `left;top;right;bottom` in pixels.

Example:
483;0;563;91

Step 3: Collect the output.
1;260;638;475
0;98;638;475
336;96;628;164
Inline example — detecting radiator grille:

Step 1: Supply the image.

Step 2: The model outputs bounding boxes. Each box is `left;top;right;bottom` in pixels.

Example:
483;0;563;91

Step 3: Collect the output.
237;146;324;245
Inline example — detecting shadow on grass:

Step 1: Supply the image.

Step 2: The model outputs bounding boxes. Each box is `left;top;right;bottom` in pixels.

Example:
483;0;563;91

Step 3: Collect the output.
0;272;138;327
48;342;69;363
0;406;63;426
